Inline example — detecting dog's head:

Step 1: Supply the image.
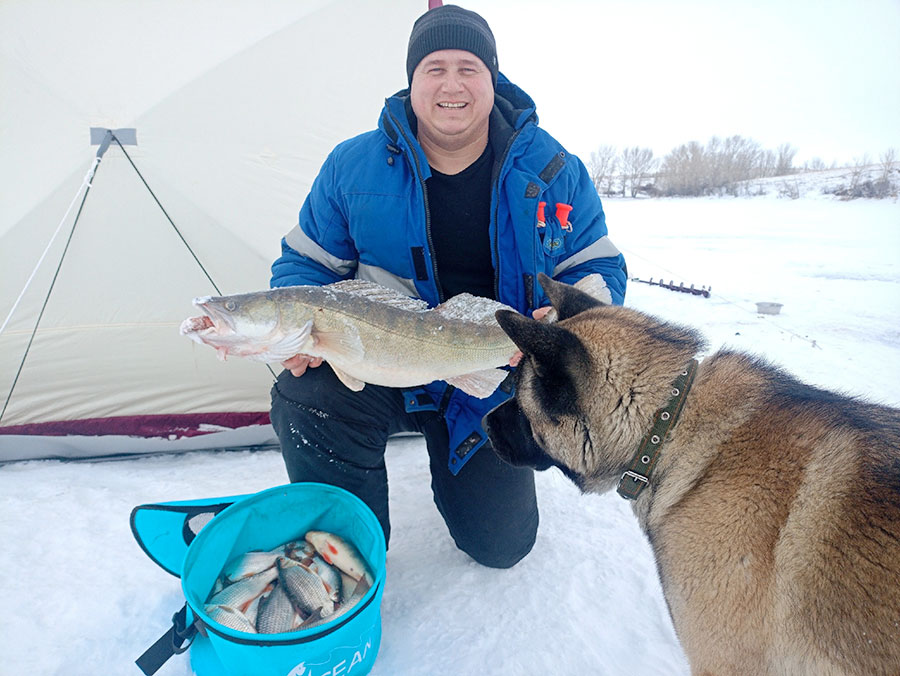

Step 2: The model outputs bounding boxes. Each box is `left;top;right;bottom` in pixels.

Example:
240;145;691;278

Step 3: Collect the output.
484;273;705;493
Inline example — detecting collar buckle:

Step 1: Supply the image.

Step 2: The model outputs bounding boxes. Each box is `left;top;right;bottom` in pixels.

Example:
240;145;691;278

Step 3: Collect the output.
617;471;649;500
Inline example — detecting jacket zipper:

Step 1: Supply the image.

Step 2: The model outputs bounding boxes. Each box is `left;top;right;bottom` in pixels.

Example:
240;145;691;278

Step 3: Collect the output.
385;106;445;303
491;127;524;303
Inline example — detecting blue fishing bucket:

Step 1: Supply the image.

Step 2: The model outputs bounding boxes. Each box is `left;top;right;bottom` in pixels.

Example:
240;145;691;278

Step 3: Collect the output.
132;483;386;676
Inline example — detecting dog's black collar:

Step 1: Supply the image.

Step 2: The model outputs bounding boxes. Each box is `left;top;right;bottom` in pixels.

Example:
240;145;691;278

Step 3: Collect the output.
616;359;699;500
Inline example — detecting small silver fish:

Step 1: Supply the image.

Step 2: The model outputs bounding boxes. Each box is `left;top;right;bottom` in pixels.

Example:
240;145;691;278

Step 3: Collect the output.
284;539;316;561
303;575;372;629
208;567;278;612
243;591;264;626
222;546;284;584
205;604;258;633
304;553;342;603
339;572;357;602
255;582;297;634
305;531;373;584
277;557;334;618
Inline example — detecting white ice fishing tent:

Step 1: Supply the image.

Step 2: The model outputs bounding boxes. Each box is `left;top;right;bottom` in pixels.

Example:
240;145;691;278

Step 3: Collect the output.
0;0;423;461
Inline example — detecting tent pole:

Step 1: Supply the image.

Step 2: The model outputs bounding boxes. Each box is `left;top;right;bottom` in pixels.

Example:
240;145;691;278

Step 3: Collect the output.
110;137;277;381
111;137;222;296
1;131;114;425
0;136;112;338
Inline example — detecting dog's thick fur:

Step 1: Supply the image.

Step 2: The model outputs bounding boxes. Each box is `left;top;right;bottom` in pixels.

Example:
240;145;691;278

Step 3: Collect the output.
485;274;900;676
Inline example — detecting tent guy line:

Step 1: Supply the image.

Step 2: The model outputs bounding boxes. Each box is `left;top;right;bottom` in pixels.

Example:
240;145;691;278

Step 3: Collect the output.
1;129;277;426
111;134;223;297
1;131;117;424
0;136;110;338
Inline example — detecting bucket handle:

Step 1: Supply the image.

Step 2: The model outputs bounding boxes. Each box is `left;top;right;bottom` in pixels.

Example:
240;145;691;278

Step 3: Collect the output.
135;604;198;675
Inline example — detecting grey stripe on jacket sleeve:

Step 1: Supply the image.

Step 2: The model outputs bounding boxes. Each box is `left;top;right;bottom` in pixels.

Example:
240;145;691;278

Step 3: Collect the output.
553;235;621;277
358;264;421;298
284;224;357;277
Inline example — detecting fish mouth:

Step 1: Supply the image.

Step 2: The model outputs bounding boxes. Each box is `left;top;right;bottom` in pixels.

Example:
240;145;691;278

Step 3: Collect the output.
181;297;236;337
180;295;312;363
179;314;215;336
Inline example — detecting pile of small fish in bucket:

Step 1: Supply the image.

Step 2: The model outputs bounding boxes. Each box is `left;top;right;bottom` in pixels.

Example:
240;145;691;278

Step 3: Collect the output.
205;530;373;634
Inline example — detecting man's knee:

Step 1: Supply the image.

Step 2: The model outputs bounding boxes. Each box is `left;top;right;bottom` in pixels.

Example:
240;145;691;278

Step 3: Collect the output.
451;517;538;569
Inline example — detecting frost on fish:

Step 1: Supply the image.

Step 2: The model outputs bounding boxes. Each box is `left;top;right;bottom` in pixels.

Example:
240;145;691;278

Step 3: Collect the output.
432;293;515;324
328;280;429;312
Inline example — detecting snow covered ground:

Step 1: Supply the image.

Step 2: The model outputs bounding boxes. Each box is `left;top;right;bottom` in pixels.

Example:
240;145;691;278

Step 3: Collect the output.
1;193;898;676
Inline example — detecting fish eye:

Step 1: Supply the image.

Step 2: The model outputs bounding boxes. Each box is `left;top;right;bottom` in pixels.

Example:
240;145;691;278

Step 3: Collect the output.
224;300;236;311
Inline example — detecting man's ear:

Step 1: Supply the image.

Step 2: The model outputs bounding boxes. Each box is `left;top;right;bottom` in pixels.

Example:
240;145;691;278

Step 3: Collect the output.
495;309;581;374
538;272;606;321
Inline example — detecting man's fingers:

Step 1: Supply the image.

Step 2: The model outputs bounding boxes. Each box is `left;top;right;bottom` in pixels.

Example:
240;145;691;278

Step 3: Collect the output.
281;354;323;377
532;306;553;321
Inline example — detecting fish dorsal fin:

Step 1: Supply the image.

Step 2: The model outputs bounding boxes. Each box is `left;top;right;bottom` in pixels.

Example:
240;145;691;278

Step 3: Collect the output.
330;365;366;392
329;280;429;313
433;294;515;326
446;368;509;398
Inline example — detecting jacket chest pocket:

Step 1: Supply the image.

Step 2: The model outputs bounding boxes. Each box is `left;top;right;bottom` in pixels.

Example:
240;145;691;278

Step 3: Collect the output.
536;200;569;258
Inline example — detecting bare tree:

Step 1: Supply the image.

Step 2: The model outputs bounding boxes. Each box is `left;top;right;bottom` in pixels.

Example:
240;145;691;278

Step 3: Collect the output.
720;135;763;194
588;145;618;196
620;146;657;197
879;148;896;183
758;149;777;178
805;157;827;172
774;143;798;176
658;141;708;196
849;153;871;192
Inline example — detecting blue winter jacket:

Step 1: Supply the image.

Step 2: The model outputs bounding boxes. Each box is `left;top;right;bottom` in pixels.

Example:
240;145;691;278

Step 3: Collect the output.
271;74;627;475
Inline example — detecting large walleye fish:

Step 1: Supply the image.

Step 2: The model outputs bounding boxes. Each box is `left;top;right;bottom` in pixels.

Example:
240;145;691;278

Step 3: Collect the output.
180;280;519;398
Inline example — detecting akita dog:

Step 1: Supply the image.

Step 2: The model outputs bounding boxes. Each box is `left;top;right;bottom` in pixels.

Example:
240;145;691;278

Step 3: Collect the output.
485;273;900;676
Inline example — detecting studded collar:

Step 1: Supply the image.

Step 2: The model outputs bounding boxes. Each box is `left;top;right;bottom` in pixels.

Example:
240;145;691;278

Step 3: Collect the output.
616;359;699;500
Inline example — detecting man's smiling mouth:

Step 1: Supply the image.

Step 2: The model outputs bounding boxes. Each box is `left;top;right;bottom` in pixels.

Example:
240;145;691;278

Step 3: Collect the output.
438;102;467;108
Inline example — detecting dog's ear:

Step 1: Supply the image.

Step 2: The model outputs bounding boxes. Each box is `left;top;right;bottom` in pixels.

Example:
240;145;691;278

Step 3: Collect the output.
538;272;606;321
496;309;582;374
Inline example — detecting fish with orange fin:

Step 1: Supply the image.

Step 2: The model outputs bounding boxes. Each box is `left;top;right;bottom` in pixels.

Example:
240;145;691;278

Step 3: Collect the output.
304;530;373;585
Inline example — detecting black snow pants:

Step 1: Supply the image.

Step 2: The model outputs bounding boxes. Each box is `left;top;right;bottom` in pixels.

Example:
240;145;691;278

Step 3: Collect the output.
269;364;538;569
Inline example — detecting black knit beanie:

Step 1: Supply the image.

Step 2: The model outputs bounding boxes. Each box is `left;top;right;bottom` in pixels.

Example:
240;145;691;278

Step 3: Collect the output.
406;5;498;86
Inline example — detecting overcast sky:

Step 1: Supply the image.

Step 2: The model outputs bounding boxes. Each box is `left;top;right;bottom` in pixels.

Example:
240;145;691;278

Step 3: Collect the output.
472;0;900;166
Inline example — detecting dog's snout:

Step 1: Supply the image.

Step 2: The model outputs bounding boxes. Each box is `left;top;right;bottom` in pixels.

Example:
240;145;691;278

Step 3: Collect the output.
484;399;555;471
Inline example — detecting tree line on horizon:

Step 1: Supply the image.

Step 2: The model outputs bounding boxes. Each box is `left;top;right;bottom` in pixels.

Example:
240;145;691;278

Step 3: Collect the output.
588;136;898;199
